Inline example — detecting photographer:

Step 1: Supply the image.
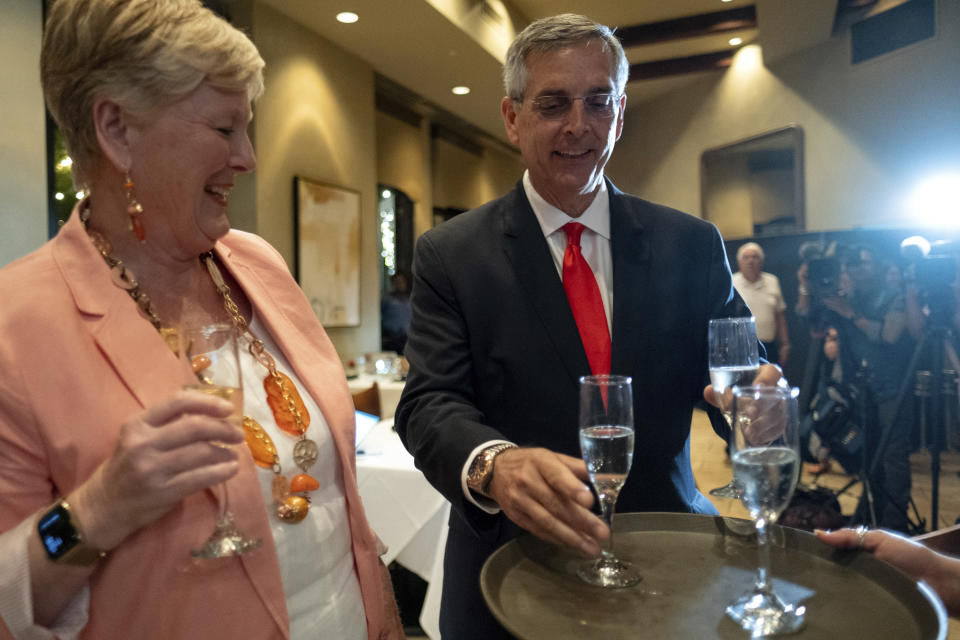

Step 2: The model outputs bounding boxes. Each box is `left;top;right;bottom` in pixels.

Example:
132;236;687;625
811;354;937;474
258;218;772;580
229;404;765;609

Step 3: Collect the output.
800;245;915;532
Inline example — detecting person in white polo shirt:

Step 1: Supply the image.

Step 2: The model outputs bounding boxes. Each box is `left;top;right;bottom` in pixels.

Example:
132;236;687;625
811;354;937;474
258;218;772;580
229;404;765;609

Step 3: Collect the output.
733;242;791;366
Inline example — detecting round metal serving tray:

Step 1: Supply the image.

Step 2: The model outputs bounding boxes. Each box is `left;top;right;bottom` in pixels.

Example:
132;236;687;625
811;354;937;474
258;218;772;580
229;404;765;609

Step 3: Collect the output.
480;512;947;639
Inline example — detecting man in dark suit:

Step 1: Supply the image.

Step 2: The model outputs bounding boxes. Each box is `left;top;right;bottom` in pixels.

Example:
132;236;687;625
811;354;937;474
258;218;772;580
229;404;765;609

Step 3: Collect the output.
394;13;782;638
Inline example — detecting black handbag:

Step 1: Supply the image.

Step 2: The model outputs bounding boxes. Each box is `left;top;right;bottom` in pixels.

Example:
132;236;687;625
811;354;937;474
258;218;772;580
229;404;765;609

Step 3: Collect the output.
803;382;866;474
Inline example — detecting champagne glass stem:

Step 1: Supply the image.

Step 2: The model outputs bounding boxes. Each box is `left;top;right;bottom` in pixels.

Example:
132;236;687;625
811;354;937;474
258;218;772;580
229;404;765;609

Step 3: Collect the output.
599;493;617;557
217;483;230;521
754;516;772;595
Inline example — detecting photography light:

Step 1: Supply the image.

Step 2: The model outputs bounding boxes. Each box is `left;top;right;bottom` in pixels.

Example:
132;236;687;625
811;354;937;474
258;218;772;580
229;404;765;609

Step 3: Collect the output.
905;172;960;226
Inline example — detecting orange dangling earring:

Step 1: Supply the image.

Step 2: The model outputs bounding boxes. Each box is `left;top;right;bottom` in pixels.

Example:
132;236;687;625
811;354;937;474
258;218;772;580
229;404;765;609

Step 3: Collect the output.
124;173;145;243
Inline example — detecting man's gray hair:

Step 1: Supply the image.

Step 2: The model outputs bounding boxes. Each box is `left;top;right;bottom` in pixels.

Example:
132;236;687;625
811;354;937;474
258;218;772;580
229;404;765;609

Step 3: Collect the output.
503;14;629;102
737;242;765;262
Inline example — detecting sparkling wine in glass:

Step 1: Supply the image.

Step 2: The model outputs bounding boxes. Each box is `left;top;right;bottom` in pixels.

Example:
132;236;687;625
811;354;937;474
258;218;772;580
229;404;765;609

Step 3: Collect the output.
726;385;805;635
179;323;262;558
577;374;640;588
708;316;760;499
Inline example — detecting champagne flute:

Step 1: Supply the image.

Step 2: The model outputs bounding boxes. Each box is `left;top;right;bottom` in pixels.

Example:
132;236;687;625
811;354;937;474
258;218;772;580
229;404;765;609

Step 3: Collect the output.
576;375;640;588
726;385;805;635
708;316;760;499
179;323;262;558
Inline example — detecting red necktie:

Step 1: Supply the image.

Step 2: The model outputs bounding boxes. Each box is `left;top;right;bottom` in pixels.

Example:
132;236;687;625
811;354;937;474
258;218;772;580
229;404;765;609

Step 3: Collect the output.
562;222;611;376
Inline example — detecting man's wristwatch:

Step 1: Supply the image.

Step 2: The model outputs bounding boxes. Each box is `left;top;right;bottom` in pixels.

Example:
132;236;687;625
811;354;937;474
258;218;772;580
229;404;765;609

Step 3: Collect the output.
466;443;517;498
37;499;105;566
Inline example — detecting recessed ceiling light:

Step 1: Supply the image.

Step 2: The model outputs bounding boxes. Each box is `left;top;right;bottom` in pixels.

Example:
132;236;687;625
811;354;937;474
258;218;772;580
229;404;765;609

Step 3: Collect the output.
451;86;471;95
336;12;359;24
729;37;743;46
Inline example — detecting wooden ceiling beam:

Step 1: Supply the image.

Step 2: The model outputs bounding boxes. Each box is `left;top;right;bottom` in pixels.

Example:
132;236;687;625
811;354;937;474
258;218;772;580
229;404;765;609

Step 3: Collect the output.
617;6;757;48
629;50;735;81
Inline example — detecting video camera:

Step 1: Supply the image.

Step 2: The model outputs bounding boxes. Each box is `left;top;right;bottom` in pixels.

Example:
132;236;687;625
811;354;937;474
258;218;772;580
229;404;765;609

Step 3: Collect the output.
798;242;857;330
901;236;957;325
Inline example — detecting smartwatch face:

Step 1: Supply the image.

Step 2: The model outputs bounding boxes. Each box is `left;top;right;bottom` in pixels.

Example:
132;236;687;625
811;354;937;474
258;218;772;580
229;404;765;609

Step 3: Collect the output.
38;503;79;559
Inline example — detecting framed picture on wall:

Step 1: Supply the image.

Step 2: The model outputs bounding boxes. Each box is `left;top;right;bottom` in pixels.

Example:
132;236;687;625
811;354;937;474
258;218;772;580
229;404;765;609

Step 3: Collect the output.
293;176;361;327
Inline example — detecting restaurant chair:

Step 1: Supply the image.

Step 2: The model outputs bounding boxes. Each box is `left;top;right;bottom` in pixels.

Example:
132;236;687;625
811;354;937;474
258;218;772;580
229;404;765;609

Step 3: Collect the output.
352;382;381;418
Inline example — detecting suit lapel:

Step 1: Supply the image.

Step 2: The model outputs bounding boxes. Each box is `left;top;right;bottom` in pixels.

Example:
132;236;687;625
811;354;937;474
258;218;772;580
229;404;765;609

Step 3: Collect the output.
500;184;591;386
608;182;651;380
52;213;186;409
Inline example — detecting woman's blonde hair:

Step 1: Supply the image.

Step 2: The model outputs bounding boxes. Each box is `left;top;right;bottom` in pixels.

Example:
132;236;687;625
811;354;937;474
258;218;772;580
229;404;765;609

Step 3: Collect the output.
41;0;265;188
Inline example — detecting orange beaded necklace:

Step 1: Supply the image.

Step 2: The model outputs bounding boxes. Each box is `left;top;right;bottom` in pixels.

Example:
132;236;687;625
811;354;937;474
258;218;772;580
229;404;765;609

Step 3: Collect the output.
80;203;320;524
204;254;320;523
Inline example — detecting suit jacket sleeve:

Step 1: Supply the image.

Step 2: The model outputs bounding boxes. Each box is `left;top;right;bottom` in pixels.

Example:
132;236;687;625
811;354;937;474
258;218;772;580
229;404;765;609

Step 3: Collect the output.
394;230;506;524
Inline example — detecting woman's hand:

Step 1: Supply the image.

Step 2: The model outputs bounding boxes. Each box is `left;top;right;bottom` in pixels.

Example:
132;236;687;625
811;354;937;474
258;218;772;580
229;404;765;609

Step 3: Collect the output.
816;527;960;617
69;391;244;551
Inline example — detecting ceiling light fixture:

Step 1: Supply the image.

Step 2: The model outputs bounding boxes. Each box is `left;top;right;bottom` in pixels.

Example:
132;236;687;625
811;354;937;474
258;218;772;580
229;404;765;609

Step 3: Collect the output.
336;12;359;24
729;37;743;46
451;86;471;95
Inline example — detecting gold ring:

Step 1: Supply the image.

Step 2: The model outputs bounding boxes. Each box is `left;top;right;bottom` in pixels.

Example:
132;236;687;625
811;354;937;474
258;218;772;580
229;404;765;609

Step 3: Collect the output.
855;525;868;548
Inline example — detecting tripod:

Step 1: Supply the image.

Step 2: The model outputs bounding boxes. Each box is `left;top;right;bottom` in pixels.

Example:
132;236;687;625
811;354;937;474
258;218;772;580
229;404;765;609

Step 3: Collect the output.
875;316;958;530
800;319;877;524
801;312;923;532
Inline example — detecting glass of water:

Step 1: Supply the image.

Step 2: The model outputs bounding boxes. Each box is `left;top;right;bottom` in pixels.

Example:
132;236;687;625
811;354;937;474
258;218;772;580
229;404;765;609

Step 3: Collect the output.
708;316;760;498
576;375;639;588
726;385;805;635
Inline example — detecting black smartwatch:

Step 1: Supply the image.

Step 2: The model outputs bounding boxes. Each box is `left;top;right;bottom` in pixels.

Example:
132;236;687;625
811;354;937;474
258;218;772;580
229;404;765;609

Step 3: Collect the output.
37;500;105;566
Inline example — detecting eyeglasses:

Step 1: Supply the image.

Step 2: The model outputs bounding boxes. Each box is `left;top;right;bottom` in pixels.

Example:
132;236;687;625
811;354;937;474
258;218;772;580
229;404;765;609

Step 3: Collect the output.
528;93;620;119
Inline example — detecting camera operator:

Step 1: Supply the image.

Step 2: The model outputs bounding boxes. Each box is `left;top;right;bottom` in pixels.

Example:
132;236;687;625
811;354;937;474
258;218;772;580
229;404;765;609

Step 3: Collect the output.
800;245;915;532
901;241;960;457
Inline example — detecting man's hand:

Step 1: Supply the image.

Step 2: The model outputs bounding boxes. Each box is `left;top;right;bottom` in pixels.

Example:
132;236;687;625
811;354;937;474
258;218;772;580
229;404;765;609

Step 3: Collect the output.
486;448;607;555
702;362;783;409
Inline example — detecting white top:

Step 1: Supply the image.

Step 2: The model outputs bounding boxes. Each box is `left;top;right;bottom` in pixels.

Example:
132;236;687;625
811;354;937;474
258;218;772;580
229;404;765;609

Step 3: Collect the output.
461;171;613;512
245;315;366;639
732;271;786;342
0;314;366;640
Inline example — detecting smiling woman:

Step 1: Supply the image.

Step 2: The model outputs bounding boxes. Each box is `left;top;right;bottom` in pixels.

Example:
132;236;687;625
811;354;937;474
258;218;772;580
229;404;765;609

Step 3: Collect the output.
0;1;404;638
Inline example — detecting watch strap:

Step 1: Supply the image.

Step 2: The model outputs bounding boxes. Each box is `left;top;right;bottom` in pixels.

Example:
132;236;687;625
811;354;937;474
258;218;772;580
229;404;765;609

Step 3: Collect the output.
37;499;106;567
466;443;517;497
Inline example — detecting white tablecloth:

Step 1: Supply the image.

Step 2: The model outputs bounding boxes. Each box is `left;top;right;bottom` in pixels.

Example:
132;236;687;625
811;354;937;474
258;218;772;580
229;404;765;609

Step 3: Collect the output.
348;374;406;419
356;418;448;639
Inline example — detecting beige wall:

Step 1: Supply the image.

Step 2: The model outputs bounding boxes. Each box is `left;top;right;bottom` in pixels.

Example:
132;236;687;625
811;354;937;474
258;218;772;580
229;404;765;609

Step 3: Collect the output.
432;138;524;211
703;155;753;238
251;2;380;361
377;108;523;220
376;111;433;237
607;0;960;233
0;0;46;266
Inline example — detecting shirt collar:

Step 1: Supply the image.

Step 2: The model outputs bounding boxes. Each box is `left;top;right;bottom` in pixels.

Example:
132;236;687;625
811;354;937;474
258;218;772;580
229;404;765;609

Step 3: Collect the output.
522;170;610;240
736;272;765;288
